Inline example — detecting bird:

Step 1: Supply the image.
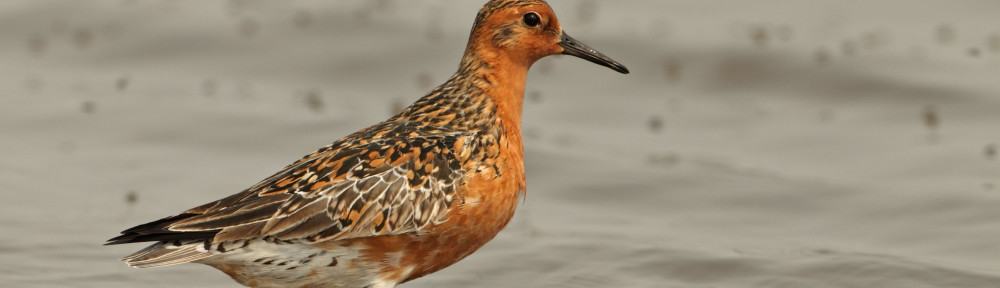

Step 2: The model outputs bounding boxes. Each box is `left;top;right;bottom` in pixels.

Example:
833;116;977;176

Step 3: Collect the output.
105;0;628;287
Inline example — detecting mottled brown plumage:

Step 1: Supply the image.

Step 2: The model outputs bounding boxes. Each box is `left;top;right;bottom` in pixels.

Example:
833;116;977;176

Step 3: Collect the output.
107;0;627;287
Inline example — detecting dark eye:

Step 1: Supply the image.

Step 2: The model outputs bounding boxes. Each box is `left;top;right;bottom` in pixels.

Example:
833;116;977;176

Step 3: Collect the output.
523;12;540;27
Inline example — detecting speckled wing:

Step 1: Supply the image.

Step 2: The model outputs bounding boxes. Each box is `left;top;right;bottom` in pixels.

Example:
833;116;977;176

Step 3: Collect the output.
109;131;475;246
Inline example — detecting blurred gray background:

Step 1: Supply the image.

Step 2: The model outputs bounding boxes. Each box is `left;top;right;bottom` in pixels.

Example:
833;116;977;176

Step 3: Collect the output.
2;0;1000;287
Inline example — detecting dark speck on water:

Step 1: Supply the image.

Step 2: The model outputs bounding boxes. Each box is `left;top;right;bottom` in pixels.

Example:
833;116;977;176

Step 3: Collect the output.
528;91;543;104
648;115;663;133
987;34;1000;53
81;101;96;114
126;191;138;205
923;105;939;130
202;78;219;97
239;18;259;38
814;48;831;65
390;98;405;115
73;28;93;49
841;39;858;56
967;47;981;58
417;73;434;90
116;76;130;92
936;24;956;45
751;26;769;48
28;34;46;57
664;59;682;82
304;89;323;113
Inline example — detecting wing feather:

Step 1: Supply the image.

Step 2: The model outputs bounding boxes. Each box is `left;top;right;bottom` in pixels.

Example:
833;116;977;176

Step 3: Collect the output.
108;131;475;248
171;195;290;231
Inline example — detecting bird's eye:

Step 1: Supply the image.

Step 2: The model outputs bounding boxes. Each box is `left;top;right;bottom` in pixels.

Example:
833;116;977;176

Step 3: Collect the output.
523;12;540;27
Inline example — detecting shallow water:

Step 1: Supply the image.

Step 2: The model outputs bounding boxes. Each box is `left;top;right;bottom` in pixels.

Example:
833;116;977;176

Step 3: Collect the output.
2;0;1000;287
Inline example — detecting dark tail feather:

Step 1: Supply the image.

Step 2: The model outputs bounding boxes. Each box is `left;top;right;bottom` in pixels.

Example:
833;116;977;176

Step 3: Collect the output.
106;231;220;245
106;213;219;245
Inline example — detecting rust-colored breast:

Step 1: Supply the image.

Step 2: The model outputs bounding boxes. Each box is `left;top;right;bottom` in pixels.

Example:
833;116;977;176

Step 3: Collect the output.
339;129;525;283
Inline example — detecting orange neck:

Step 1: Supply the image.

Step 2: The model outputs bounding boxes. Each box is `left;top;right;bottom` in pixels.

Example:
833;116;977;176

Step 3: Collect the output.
461;40;532;139
481;61;527;134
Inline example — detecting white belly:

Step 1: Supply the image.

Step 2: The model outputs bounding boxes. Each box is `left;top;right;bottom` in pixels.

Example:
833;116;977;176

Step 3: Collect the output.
195;239;389;288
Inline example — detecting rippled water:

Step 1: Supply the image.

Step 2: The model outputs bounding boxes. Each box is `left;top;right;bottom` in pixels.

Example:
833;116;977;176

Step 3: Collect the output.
2;1;1000;287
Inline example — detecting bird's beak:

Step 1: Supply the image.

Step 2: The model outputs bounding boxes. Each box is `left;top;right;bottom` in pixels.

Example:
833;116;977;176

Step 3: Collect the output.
558;31;629;74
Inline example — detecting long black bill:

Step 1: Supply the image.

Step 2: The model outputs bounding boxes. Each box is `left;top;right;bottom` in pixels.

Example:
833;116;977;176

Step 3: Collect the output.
558;31;629;74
